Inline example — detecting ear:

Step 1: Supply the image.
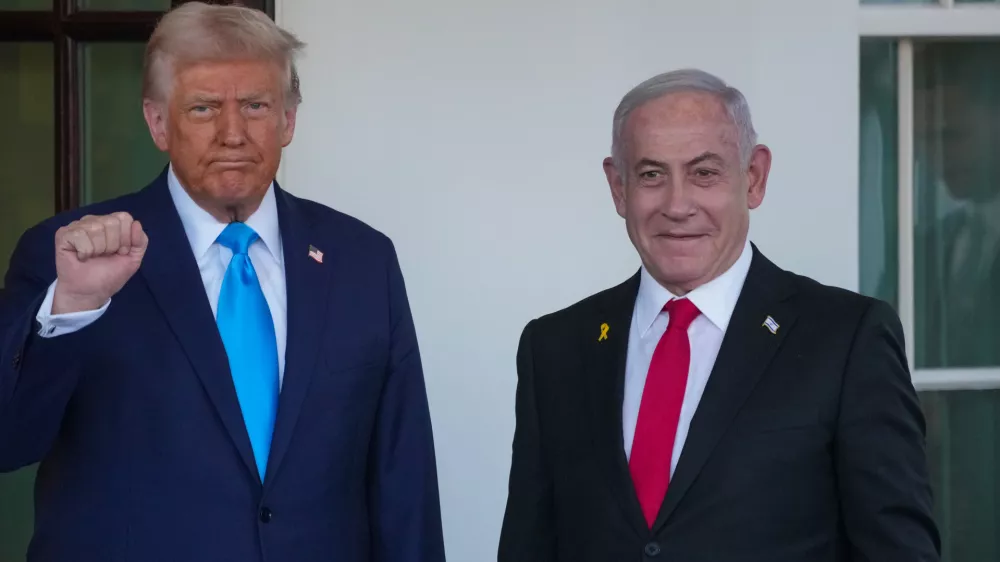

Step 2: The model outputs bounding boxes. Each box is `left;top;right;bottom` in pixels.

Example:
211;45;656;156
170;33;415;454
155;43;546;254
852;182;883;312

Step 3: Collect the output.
143;99;170;152
280;104;298;147
603;157;628;219
746;144;771;210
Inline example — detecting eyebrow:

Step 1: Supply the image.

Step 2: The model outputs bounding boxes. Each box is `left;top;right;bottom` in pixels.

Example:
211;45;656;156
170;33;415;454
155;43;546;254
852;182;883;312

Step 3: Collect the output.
633;152;726;170
186;94;222;105
237;91;272;104
634;157;668;170
183;92;273;105
687;152;725;167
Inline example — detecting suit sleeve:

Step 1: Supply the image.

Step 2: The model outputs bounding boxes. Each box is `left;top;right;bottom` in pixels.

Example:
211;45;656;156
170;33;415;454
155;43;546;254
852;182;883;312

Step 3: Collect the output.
0;224;88;473
497;321;557;562
836;299;941;561
367;240;446;562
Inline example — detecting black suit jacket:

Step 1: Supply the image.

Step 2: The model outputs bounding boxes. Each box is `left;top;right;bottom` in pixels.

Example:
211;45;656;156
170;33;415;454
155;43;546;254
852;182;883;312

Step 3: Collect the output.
499;247;940;562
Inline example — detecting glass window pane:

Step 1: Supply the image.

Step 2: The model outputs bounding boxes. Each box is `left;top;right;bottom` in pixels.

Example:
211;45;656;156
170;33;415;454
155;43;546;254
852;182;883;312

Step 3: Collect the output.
913;41;1000;369
859;40;899;309
77;0;169;10
0;41;53;562
0;0;51;9
0;42;54;281
861;0;936;4
80;42;167;204
921;389;1000;562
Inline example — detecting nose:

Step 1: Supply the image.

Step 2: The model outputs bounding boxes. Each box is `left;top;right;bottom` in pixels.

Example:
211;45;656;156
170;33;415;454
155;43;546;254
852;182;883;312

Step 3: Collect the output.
660;175;695;220
216;103;248;147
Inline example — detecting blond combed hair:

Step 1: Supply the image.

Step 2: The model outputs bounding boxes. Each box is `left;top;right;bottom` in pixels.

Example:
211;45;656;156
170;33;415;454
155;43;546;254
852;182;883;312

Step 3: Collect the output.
143;2;306;107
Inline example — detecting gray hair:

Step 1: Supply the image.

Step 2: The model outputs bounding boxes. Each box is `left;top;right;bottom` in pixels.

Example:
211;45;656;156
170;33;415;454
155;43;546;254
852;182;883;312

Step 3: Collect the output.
611;69;757;174
143;2;306;108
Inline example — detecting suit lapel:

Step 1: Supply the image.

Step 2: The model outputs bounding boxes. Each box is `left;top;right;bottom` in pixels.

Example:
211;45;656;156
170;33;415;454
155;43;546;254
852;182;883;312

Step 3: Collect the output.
653;248;798;531
263;185;333;490
584;272;650;535
133;173;259;482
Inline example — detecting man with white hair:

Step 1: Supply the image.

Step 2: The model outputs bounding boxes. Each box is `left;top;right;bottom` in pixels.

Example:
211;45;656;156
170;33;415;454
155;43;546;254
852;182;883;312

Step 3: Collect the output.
499;69;940;561
0;3;445;561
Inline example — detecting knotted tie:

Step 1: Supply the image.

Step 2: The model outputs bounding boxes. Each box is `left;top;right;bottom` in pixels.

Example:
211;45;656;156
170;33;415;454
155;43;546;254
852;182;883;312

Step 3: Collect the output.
215;222;279;481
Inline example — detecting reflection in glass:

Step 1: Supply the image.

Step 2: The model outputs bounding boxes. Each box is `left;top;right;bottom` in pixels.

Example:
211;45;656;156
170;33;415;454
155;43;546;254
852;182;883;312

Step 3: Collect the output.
0;43;54;282
859;40;899;310
0;42;52;562
78;0;169;10
921;389;1000;562
861;0;935;4
81;42;167;204
0;0;50;9
913;41;1000;369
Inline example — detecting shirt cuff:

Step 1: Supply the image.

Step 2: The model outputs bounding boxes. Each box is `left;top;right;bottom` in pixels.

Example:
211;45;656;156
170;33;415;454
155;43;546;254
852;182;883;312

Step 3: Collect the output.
35;280;111;338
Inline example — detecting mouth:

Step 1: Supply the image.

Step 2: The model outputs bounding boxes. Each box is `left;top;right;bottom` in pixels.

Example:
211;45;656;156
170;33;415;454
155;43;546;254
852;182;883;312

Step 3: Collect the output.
210;160;255;169
656;233;707;241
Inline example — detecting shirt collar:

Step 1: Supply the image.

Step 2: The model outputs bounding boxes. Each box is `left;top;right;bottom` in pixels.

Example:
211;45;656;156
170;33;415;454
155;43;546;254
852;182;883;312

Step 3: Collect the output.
635;239;753;337
166;164;282;264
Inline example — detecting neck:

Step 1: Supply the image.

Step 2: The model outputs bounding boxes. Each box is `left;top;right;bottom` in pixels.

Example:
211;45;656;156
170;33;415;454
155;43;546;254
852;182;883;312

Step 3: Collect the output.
202;199;263;223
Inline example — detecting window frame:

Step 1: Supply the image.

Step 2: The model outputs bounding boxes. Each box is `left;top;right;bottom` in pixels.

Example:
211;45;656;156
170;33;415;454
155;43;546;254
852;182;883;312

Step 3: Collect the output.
0;0;274;214
860;0;1000;390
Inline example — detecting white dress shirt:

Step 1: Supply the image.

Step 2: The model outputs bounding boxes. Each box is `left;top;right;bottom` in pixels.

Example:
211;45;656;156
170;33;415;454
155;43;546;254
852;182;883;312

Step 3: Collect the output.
36;166;289;384
622;240;753;476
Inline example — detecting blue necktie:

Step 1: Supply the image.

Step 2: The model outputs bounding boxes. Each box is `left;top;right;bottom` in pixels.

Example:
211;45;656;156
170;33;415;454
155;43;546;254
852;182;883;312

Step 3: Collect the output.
215;222;279;482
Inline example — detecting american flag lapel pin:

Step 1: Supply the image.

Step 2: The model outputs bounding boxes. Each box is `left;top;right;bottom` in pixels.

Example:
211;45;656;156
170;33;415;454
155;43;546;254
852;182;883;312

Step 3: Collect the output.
308;244;324;264
762;315;780;335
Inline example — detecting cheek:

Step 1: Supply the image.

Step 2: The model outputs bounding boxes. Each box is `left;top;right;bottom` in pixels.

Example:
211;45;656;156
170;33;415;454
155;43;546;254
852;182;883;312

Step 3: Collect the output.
173;124;215;155
249;120;284;148
700;187;745;224
626;189;660;222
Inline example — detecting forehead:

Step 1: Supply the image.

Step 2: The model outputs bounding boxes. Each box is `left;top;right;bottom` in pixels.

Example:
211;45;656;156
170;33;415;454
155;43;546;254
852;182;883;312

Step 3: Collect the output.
172;59;284;98
624;91;739;157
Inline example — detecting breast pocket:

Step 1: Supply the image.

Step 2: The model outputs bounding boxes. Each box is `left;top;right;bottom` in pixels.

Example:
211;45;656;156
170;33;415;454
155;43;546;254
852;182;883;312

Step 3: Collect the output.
310;309;389;423
321;352;385;408
732;407;824;436
724;407;831;471
322;314;388;373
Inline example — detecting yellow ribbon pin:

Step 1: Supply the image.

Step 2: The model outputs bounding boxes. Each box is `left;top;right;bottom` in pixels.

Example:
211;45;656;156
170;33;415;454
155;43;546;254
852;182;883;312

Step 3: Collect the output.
598;323;609;342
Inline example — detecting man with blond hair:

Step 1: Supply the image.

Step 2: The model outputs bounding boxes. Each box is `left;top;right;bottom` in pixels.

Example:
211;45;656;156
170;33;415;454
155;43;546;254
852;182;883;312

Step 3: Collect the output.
0;3;445;561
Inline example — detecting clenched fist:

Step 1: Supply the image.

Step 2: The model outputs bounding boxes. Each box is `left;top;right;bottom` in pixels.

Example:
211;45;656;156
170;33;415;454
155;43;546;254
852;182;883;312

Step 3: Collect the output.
52;212;149;315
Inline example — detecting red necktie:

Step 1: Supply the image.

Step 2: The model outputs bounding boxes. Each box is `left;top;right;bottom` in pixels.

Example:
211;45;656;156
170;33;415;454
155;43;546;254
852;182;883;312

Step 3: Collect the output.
629;298;701;528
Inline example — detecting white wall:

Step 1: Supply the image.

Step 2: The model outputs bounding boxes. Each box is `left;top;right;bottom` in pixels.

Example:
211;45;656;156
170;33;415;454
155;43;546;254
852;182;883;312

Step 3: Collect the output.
279;0;859;558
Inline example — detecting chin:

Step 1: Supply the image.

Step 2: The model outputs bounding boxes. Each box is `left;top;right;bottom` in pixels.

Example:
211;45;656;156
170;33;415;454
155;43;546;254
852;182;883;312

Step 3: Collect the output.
208;172;266;200
648;257;708;289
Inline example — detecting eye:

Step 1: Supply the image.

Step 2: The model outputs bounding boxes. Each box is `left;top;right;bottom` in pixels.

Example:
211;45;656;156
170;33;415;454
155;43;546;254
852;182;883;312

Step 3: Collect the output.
640;170;662;180
191;106;210;113
247;102;267;111
694;169;718;178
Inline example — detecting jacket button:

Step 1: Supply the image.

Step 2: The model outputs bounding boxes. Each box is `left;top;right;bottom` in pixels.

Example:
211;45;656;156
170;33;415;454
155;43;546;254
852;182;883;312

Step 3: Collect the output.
644;541;661;557
259;507;272;523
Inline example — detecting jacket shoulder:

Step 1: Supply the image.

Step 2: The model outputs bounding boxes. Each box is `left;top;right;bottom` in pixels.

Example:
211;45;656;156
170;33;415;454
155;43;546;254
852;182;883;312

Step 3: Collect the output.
282;191;394;255
780;268;898;338
791;271;887;315
28;191;144;236
527;274;638;336
14;191;146;262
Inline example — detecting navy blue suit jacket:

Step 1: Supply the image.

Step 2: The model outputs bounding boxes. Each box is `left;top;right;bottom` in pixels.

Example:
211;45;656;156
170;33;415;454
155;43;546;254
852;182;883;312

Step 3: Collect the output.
0;171;446;562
